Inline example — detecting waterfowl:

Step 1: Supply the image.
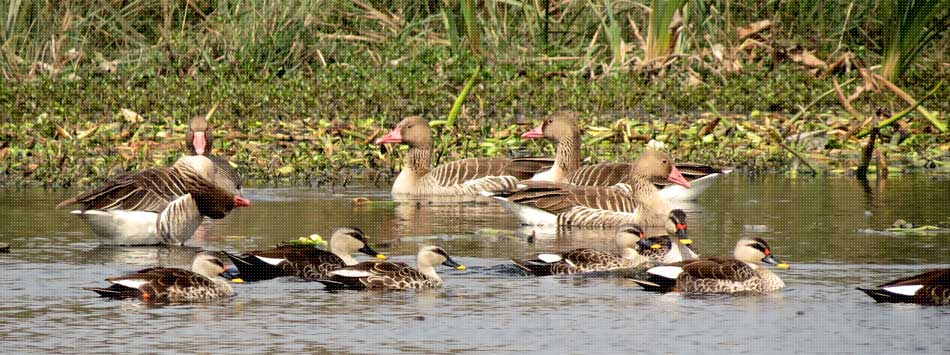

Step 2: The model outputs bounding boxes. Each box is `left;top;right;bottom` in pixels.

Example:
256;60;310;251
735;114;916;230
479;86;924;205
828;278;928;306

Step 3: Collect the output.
512;225;651;276
636;209;699;264
375;116;553;196
83;252;235;302
858;269;950;305
186;115;242;190
316;246;466;290
57;155;251;245
521;112;730;201
224;227;388;282
482;150;687;227
632;236;789;294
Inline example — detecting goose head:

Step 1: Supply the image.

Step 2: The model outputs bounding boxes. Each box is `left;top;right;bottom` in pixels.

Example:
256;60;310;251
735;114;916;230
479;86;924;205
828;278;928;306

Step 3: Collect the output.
187;116;213;156
174;155;251;215
192;252;232;279
522;111;581;142
418;246;466;270
664;209;691;245
329;226;387;260
633;150;690;188
734;237;790;270
375;116;432;148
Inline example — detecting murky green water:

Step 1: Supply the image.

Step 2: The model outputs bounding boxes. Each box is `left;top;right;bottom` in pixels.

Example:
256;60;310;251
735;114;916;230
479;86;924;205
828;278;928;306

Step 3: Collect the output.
1;175;949;354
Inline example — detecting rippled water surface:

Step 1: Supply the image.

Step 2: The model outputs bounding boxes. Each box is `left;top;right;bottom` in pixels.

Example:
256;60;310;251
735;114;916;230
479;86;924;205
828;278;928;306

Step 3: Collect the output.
1;175;949;354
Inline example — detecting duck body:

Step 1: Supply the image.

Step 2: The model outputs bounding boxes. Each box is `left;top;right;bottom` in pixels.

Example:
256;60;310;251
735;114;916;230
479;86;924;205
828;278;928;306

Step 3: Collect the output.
514;225;650;276
317;246;465;291
633;237;788;294
58;156;250;245
858;269;950;305
83;252;235;302
225;227;386;282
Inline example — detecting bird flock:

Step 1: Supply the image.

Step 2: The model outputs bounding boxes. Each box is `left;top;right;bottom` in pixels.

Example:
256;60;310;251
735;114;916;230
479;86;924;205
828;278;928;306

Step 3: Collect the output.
67;113;948;305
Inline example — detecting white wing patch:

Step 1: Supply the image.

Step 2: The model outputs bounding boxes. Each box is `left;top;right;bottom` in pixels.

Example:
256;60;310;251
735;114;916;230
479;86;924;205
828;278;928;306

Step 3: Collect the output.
330;269;373;278
254;255;287;266
647;266;684;279
537;254;563;263
882;285;924;296
112;279;149;289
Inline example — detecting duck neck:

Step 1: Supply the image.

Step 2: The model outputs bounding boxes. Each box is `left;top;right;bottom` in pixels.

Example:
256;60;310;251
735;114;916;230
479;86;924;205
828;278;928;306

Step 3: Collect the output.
621;247;648;264
554;133;581;177
667;236;684;260
334;252;359;266
417;263;442;284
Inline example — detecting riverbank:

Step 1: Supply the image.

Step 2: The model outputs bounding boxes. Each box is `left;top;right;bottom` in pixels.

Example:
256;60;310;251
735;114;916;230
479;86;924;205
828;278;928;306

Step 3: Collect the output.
2;59;949;188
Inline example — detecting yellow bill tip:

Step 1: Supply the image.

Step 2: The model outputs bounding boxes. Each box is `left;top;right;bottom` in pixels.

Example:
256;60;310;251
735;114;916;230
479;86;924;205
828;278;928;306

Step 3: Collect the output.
679;239;693;245
456;265;467;271
776;263;790;270
376;254;388;260
231;278;245;283
650;244;662;250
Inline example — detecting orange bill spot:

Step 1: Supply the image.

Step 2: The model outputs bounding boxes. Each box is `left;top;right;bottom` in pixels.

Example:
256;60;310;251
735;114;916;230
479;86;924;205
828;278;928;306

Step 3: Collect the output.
764;249;772;256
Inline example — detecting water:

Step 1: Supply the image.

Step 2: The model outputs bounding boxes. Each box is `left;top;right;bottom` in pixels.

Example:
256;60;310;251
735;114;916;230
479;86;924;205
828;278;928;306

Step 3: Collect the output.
1;175;949;354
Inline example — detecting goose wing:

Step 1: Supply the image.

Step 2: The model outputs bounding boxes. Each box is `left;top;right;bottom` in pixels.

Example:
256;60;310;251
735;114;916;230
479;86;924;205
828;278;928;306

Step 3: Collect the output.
57;168;186;212
500;182;638;214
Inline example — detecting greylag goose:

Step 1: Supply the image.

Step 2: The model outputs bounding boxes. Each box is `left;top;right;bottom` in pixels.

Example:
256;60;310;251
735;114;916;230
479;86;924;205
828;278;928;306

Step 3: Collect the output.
57;155;250;245
375;116;552;196
632;237;789;294
316;246;466;290
636;209;699;264
858;269;950;305
512;224;651;276
521;111;731;201
224;227;388;282
482;150;687;227
187;115;242;190
83;251;235;302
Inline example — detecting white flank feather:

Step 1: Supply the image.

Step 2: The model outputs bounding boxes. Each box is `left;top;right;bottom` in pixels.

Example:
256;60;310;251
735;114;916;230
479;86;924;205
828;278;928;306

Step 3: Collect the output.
113;279;149;290
254;256;286;266
647;266;684;279
881;285;924;296
330;269;373;278
537;254;563;263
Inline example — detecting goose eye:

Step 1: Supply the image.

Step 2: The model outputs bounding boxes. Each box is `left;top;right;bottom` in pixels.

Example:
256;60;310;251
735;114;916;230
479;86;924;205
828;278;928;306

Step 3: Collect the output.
662;159;668;165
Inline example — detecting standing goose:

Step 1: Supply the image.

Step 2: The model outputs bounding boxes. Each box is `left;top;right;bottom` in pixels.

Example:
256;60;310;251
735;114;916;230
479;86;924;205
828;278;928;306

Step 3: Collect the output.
512;225;651;276
858;269;950;305
636;209;699;264
375;116;553;196
632;237;790;294
316;246;466;290
521;111;731;201
186;115;242;190
224;227;388;282
83;252;235;302
57;155;251;245
483;150;689;227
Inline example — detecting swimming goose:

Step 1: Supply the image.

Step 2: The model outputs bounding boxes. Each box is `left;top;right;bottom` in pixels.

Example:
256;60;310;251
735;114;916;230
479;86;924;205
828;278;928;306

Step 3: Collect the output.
632;236;789;294
482;150;687;227
316;246;466;290
636;209;699;264
375;116;553;196
521;112;731;201
858;269;950;305
224;227;388;282
186;115;242;190
522;111;582;183
512;225;651;276
57;155;251;245
83;252;235;302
